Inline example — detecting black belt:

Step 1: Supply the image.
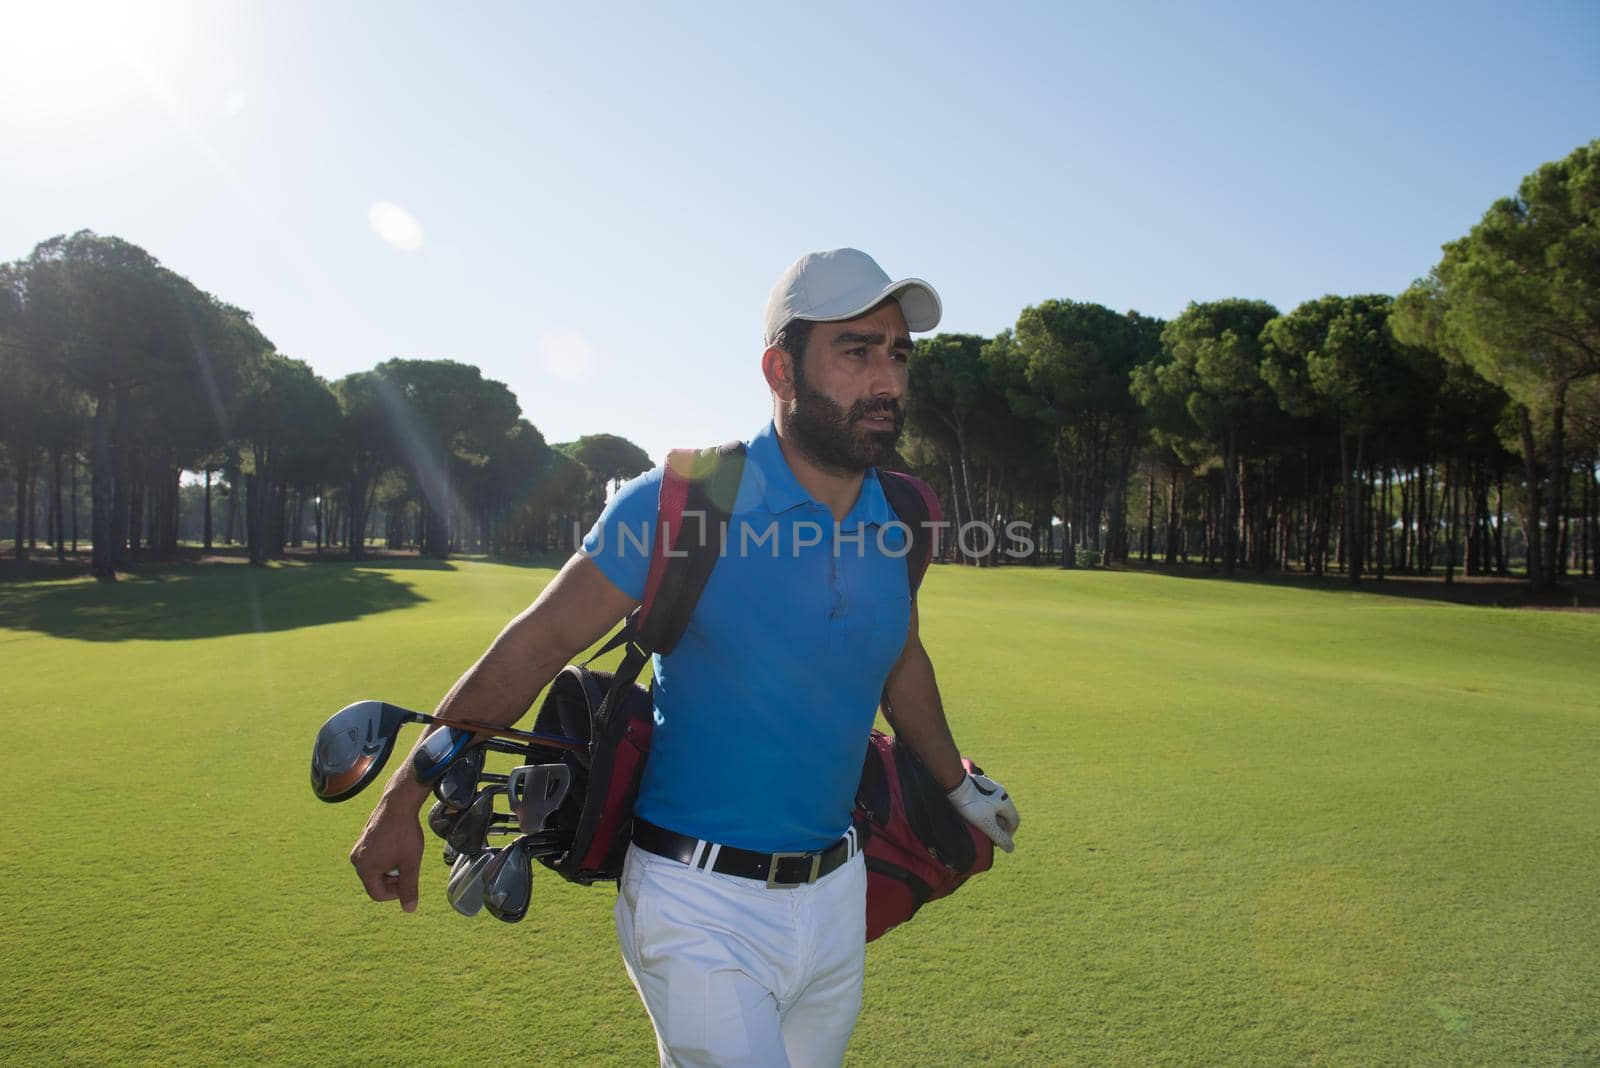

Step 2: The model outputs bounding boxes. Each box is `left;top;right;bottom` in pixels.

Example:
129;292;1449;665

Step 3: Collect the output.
632;818;858;888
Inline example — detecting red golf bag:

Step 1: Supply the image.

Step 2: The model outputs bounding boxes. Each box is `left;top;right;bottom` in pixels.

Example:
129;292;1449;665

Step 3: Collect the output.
854;729;995;941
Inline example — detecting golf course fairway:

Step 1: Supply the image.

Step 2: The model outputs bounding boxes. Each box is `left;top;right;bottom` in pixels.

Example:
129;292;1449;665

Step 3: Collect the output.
1;557;1595;1065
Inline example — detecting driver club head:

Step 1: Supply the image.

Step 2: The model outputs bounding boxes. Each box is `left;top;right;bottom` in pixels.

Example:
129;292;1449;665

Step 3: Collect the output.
310;701;419;802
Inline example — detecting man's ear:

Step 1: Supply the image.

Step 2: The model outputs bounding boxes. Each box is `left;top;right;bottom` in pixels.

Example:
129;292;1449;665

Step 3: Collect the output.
762;345;797;402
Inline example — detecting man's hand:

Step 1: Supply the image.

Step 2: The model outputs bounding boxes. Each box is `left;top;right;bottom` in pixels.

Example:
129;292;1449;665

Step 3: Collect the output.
350;800;425;912
947;773;1020;853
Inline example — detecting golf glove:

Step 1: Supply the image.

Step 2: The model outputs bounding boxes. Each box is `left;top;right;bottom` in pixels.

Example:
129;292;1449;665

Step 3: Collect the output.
947;773;1020;853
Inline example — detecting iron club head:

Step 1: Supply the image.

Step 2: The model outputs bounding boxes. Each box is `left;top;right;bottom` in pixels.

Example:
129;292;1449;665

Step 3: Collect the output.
481;837;534;923
446;848;497;917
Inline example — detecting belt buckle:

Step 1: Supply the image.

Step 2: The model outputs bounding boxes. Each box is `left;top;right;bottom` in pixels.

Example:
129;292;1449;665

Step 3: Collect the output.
765;851;821;889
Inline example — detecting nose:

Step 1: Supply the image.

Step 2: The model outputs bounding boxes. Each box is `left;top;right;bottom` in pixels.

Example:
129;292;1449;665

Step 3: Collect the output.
869;351;906;399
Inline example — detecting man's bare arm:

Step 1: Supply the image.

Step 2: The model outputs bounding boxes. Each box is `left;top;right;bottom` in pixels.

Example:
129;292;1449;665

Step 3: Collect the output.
350;552;638;909
881;601;967;791
883;600;1022;852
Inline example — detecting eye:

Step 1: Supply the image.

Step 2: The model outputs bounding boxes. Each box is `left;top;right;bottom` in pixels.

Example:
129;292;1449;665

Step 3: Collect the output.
891;350;911;364
846;346;868;358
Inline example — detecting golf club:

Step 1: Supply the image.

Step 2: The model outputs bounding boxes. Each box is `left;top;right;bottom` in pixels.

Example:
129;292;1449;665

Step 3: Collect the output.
506;763;574;834
309;699;584;803
481;836;535;923
433;747;511;810
428;797;520;842
427;799;459;838
446;785;516;855
446;848;497;917
413;729;536;788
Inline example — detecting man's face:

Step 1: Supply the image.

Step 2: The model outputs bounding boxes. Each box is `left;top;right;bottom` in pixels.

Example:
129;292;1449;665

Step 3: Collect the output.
783;300;911;473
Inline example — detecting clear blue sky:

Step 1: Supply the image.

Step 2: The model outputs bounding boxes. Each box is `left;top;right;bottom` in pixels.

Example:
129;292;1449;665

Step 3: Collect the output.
2;1;1596;460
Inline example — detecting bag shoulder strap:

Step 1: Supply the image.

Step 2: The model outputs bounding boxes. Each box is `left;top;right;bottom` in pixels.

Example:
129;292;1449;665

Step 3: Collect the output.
585;442;745;734
878;469;941;596
634;441;746;656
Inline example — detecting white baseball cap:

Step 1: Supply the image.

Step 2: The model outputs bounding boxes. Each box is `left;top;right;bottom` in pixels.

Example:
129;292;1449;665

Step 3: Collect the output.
763;248;942;345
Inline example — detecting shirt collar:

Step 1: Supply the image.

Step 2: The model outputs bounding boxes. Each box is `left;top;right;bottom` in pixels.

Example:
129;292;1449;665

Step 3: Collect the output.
744;421;895;529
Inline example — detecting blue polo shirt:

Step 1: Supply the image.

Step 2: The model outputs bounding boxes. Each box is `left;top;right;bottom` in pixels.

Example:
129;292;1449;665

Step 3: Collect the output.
581;421;913;852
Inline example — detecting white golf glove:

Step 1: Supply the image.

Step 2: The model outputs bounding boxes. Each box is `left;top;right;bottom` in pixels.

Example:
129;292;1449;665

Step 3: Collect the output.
947;773;1020;853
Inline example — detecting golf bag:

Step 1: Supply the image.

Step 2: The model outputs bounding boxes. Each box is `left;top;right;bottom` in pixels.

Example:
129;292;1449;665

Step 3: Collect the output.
523;443;749;885
854;730;994;941
529;441;981;927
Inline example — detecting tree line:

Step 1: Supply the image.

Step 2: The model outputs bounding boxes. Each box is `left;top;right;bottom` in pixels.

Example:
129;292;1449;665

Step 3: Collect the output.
3;142;1596;592
896;140;1598;593
0;231;652;579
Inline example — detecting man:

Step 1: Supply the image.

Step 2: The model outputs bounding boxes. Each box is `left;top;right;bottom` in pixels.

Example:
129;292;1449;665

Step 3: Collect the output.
349;248;1020;1067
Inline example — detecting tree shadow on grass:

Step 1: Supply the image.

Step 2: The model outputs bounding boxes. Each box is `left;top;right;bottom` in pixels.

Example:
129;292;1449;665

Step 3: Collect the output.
0;560;430;643
1114;560;1599;610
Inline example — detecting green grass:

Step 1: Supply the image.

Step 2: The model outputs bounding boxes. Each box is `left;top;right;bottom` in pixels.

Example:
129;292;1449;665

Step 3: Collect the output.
1;559;1596;1065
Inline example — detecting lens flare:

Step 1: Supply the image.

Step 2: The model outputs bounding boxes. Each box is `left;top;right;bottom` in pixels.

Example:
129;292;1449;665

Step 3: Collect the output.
367;201;424;251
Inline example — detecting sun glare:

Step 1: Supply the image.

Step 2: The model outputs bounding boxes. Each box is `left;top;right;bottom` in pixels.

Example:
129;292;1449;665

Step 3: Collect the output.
0;1;184;118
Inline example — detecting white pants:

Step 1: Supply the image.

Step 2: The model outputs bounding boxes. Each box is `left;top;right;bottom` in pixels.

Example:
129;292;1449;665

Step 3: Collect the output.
614;841;867;1068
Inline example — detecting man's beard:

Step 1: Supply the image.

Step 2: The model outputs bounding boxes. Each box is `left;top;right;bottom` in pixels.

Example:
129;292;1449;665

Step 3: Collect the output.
785;371;904;474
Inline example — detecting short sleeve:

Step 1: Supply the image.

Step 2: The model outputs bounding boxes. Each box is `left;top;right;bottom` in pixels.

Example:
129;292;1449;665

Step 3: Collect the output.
580;466;663;602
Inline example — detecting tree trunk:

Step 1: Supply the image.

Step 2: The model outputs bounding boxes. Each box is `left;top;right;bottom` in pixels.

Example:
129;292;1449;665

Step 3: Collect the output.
110;425;131;570
1370;463;1380;579
126;470;145;562
1218;430;1239;577
1492;466;1506;576
50;449;64;560
1379;464;1391;579
1444;458;1459;584
246;446;269;566
1177;473;1190;564
955;423;978;563
88;396;117;577
11;451;28;561
28;467;39;550
1340;427;1363;586
70;453;79;554
1580;450;1593;578
1516;404;1545;589
348;476;372;560
1541;384;1568;590
152;464;178;559
1142;468;1156;564
1427;460;1440;572
1203;476;1215;569
203;470;213;551
1464;465;1479;576
1171;470;1184;565
946;461;967;565
273;480;290;558
1399;470;1412;573
1559;508;1570;577
1055;440;1074;569
1580;454;1593;578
